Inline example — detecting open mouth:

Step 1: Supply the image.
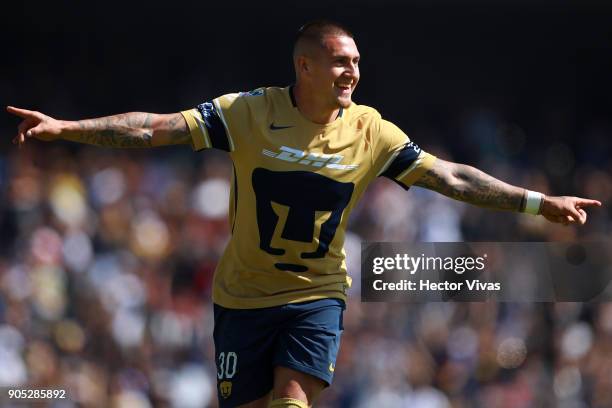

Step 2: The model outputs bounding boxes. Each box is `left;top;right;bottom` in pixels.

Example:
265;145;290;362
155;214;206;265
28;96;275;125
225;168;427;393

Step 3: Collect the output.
335;83;353;96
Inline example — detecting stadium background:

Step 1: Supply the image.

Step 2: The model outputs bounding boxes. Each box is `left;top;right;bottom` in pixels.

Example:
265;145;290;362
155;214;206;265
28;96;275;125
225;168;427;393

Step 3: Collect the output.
1;1;611;407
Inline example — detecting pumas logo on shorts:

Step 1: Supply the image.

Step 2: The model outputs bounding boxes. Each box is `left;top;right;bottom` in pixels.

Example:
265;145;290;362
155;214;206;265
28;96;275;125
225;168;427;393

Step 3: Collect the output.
219;381;232;399
262;146;359;171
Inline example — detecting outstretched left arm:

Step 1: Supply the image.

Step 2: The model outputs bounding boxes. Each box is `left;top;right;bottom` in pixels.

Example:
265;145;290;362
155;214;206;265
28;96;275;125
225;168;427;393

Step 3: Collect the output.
414;158;602;225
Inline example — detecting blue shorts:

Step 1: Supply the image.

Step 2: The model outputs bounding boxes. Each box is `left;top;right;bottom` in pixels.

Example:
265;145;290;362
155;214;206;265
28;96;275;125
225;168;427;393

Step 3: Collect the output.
213;298;345;407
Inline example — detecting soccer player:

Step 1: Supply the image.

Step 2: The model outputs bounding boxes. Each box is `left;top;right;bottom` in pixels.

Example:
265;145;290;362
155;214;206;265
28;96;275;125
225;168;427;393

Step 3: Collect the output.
7;20;601;408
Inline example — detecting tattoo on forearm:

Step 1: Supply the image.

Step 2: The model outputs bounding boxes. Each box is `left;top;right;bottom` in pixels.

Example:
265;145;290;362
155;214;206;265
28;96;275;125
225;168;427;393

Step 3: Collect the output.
75;112;154;148
415;162;523;211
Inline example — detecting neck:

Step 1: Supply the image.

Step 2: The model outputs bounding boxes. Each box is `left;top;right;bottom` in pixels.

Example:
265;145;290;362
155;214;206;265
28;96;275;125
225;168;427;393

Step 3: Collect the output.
293;82;340;124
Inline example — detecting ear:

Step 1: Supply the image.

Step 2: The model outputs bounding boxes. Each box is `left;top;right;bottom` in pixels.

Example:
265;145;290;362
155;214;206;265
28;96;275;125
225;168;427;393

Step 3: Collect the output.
297;56;310;75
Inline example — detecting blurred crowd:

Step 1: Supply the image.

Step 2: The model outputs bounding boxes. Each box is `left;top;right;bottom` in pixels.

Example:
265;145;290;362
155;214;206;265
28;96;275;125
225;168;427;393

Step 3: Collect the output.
0;108;611;408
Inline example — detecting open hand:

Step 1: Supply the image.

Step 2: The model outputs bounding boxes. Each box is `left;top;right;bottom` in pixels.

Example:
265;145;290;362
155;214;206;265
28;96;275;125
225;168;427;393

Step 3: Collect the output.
540;195;602;225
7;106;63;144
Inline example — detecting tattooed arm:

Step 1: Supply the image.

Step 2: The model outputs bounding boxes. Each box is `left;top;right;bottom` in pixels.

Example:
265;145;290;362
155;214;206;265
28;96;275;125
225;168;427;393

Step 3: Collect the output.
414;159;524;211
414;158;601;225
7;106;191;148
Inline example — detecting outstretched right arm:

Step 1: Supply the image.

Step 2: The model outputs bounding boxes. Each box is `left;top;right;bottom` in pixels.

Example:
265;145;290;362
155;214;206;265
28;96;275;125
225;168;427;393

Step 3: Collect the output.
7;106;191;148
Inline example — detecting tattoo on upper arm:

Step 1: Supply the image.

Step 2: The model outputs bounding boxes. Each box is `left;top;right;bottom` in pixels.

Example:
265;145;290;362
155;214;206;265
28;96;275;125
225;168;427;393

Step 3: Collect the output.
414;165;449;192
414;160;522;211
164;113;191;145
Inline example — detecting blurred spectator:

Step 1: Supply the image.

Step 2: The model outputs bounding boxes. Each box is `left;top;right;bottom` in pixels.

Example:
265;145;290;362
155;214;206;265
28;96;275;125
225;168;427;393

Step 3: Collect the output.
0;131;609;407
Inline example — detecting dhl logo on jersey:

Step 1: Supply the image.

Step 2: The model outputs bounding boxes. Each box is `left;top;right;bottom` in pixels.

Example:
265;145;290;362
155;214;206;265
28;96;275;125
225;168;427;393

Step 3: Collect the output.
262;146;359;170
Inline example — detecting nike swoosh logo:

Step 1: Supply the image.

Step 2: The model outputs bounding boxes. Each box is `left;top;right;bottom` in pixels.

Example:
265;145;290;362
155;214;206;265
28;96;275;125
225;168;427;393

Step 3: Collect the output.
269;123;294;130
329;363;335;373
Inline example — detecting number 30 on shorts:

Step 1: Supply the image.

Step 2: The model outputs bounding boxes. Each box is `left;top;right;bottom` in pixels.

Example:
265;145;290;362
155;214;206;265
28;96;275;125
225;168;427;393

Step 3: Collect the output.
217;352;238;380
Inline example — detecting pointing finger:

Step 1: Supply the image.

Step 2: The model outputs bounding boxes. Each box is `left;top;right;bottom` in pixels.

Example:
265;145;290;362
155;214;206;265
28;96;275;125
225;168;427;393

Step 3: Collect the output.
6;106;35;119
575;198;602;208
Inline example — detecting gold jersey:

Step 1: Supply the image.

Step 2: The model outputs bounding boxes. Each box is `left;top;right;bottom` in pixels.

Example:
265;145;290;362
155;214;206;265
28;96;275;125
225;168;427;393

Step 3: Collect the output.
181;86;436;309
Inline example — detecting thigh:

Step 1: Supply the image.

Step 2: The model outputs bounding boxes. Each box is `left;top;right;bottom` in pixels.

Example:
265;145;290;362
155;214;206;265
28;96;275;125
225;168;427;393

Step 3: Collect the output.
274;299;345;388
213;304;278;408
273;366;326;404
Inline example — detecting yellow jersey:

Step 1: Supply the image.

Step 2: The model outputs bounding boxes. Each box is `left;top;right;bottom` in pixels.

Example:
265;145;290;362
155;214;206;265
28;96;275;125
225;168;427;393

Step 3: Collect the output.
181;86;436;309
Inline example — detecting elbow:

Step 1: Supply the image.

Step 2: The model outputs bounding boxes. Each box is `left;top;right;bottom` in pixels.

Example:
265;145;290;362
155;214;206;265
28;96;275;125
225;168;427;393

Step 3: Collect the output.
447;163;470;190
451;163;475;182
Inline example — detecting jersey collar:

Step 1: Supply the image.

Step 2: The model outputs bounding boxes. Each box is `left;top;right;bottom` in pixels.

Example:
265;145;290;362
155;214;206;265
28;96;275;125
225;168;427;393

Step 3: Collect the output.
288;85;344;119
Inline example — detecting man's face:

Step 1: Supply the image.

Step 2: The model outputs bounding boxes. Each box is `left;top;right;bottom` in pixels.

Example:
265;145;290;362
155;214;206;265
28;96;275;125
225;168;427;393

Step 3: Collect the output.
308;35;360;109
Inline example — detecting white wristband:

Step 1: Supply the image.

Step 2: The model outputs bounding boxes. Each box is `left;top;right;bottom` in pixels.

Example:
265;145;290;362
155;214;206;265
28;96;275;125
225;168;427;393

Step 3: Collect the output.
524;190;543;215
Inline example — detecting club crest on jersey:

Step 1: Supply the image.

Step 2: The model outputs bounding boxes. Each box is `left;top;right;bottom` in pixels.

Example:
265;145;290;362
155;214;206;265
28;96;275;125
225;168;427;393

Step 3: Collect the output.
219;381;232;399
239;88;264;97
262;146;359;171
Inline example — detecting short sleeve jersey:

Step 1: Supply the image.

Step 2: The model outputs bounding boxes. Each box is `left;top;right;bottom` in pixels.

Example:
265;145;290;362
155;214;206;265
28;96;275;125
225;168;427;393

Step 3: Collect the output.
181;86;436;309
